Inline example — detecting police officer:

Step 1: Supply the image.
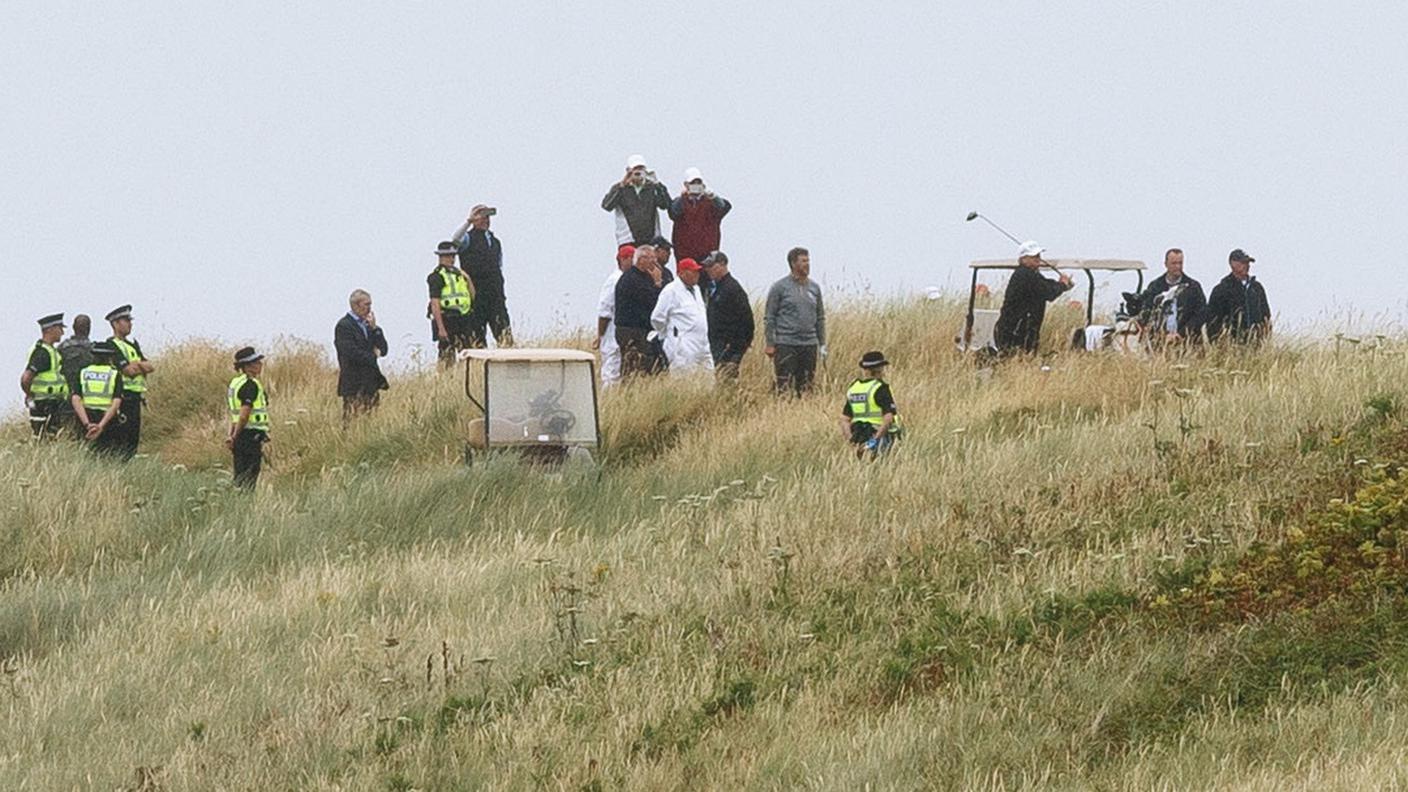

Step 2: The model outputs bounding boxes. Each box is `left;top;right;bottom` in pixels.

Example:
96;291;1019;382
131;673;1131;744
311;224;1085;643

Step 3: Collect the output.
69;341;126;456
105;304;155;460
227;346;270;490
20;313;72;438
840;351;901;459
427;241;476;364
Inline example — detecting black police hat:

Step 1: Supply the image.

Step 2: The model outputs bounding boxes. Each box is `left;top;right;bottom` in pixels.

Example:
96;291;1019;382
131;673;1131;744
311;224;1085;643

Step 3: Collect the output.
233;346;265;369
859;351;889;369
91;340;119;358
37;313;65;330
105;304;134;322
1229;248;1255;264
435;241;458;256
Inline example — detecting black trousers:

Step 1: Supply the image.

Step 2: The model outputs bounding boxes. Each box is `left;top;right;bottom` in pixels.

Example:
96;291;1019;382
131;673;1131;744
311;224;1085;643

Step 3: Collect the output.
466;271;513;346
115;396;142;460
615;327;665;378
84;409;126;458
772;344;817;396
342;392;381;425
29;399;70;438
711;342;746;381
437;311;480;362
232;429;266;490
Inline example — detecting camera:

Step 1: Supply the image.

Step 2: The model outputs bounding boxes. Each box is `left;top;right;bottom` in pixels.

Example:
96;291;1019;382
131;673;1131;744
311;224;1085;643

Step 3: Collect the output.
686;183;705;195
640;169;658;185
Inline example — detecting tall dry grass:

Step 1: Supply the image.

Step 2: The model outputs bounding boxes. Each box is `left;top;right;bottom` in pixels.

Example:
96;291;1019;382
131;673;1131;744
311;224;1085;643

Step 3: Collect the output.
3;297;1408;790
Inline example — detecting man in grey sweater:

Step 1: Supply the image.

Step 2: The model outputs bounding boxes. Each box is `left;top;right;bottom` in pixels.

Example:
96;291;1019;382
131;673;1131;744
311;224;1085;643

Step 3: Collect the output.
601;154;672;246
764;247;826;396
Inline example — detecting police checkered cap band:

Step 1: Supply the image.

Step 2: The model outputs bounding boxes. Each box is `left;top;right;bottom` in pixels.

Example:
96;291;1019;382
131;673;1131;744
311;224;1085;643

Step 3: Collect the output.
38;313;65;329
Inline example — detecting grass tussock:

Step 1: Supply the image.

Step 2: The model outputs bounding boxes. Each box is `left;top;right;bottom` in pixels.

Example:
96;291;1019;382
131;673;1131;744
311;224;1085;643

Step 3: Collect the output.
6;297;1408;789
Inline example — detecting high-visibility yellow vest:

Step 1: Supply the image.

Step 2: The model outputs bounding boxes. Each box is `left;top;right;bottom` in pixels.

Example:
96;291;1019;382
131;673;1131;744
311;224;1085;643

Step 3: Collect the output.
79;364;120;411
227;374;270;432
438;268;472;315
846;378;899;433
30;342;69;401
111;337;147;393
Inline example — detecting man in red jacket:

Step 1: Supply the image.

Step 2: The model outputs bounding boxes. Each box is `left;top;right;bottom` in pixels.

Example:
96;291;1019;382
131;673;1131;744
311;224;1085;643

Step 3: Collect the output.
668;167;732;285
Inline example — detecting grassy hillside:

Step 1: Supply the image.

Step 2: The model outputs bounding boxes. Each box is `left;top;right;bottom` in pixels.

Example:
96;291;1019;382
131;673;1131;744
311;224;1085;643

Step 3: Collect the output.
5;298;1408;790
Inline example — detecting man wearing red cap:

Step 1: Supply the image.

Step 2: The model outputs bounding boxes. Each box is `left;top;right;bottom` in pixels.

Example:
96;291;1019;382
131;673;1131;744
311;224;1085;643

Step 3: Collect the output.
651;258;713;376
592;245;635;387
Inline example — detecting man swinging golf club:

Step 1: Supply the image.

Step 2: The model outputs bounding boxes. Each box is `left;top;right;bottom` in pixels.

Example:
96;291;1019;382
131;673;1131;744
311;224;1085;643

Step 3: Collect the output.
993;240;1073;355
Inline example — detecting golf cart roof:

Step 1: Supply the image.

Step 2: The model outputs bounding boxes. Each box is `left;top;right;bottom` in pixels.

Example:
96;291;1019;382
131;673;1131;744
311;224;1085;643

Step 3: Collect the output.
970;258;1146;271
459;348;596;363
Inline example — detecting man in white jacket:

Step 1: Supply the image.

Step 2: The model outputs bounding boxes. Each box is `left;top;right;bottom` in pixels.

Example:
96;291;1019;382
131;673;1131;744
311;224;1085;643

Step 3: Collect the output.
592;245;635;387
650;257;713;376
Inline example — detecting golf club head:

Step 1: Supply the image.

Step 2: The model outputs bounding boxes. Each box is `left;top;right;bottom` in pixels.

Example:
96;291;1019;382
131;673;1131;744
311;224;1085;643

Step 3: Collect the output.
965;211;979;222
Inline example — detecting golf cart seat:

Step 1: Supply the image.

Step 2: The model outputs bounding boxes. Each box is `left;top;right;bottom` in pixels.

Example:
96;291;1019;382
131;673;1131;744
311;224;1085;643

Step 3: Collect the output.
960;309;999;352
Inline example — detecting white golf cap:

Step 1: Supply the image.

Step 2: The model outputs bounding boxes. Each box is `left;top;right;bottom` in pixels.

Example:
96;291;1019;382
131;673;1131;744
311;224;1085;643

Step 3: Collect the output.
625;154;647;170
1018;240;1044;258
683;166;703;183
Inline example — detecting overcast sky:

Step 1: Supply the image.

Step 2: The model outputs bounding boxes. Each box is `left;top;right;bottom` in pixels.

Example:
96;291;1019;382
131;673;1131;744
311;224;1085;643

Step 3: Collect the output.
4;2;1407;412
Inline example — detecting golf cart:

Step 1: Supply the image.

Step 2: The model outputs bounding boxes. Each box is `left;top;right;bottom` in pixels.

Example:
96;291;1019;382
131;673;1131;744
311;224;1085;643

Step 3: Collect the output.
958;258;1146;352
461;348;600;465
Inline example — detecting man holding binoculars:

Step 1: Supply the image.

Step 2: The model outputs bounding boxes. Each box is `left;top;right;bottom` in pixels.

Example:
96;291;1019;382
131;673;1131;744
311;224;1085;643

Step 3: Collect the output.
601;154;672;246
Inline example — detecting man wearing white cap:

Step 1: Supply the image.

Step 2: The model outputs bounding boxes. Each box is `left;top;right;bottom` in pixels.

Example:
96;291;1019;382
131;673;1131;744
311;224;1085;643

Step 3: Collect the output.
668;167;732;270
993;241;1073;355
601;154;672;246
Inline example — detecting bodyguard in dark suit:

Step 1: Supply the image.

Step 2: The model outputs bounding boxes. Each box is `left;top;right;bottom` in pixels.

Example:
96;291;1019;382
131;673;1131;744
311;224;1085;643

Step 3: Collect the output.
335;289;389;421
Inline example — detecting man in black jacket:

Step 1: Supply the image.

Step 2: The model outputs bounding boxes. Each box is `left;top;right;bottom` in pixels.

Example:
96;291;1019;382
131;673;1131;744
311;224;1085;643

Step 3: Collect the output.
701;251;754;380
602;155;672;246
1139;248;1207;344
994;241;1074;355
1205;248;1272;343
614;245;670;378
335;289;389;421
452;204;513;347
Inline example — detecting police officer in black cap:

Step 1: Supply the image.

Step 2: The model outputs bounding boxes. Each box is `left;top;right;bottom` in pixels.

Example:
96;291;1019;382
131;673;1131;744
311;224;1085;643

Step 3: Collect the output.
427;242;477;364
69;341;126;456
840;351;902;459
227;346;271;490
104;304;155;460
20;313;72;438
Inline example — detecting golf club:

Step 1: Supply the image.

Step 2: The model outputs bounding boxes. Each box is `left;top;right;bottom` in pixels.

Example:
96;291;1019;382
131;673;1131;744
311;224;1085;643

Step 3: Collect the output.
964;210;1066;277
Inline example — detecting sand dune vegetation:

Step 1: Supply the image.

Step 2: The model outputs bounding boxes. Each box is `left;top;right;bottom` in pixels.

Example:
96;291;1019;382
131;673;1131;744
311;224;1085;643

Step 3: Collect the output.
5;297;1408;790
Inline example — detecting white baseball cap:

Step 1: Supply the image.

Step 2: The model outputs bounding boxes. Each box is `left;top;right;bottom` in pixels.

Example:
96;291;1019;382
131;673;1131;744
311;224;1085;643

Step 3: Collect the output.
625;154;647;170
1018;240;1044;258
683;166;703;183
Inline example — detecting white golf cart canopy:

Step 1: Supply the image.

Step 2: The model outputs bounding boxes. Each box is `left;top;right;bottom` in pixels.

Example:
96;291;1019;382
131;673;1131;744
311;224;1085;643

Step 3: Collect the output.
460;348;600;450
961;258;1147;351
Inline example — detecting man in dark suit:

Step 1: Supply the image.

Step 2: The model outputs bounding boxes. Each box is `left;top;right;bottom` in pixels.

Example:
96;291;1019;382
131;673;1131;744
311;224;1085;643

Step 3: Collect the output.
452;204;514;347
335;289;389;422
